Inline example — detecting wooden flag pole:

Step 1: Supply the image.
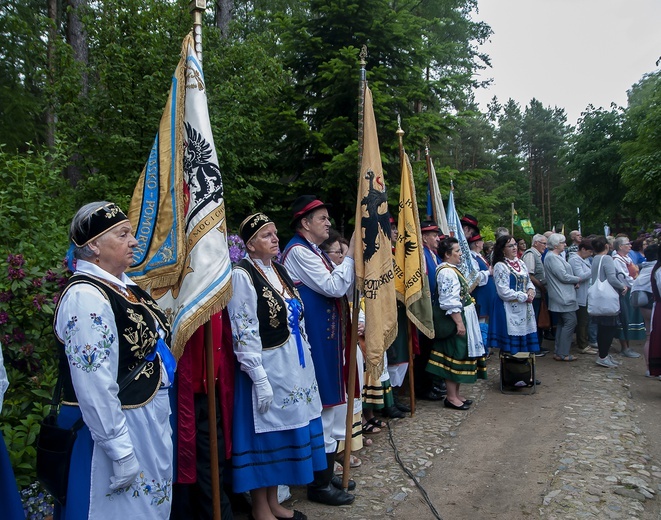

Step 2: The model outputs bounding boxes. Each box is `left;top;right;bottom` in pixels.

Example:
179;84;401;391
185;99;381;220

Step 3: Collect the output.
342;46;368;491
425;144;436;223
189;2;221;519
396;120;416;417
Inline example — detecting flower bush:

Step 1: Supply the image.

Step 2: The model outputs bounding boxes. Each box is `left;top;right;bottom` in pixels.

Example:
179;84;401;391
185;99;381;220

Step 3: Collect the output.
21;482;54;520
0;254;69;489
227;234;246;264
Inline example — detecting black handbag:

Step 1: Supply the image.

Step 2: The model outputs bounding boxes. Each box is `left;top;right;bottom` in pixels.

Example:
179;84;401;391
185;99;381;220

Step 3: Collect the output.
37;357;147;505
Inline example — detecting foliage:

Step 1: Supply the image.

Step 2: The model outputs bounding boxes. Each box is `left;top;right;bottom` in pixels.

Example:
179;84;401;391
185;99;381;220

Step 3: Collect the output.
0;253;69;487
620;71;661;222
0;143;74;266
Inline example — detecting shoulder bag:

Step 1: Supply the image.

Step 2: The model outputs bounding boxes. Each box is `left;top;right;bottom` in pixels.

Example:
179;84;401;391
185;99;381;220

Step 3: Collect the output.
587;255;621;317
37;357;147;505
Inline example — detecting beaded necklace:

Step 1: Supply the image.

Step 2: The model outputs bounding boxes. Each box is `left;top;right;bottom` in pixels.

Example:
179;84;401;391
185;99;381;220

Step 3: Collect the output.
251;258;295;299
505;257;521;273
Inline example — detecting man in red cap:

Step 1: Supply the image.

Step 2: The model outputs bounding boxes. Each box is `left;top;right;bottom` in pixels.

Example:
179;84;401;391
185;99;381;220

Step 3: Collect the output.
460;214;479;240
282;195;357;506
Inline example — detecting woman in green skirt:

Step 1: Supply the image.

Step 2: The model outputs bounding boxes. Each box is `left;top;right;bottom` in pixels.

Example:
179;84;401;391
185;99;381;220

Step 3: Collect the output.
427;237;487;410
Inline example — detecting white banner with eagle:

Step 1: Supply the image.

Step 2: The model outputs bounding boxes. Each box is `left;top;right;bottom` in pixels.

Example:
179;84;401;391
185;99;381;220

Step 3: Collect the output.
127;33;232;359
354;85;398;380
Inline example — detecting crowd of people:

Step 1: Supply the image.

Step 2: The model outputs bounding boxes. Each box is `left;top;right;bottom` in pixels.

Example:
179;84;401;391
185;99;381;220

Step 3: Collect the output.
4;198;659;520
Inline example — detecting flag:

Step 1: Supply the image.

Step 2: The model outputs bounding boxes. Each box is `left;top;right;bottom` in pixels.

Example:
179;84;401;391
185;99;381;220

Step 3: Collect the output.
426;156;450;236
513;208;535;235
395;151;434;339
446;188;479;289
127;33;232;359
354;86;398;380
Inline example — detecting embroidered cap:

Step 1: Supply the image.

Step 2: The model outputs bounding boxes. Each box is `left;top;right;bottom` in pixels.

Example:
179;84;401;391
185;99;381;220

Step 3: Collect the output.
71;202;130;247
290;195;332;228
239;213;275;244
468;234;483;244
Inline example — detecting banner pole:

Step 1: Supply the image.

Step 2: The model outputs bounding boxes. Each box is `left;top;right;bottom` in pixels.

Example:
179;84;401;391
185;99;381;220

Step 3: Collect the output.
189;3;221;519
342;46;367;491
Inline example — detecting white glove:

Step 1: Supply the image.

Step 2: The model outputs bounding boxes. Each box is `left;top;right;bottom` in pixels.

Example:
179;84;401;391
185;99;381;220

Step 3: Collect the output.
109;452;140;491
253;375;274;414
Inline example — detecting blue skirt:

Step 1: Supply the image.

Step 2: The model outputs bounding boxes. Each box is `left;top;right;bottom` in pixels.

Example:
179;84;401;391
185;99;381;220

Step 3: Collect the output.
230;371;326;493
487;300;540;354
0;433;24;520
54;406;94;520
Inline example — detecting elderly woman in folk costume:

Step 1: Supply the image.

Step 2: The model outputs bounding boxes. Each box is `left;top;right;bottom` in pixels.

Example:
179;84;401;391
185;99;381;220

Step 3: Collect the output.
427;237;487;411
54;201;176;519
227;213;325;520
486;235;540;357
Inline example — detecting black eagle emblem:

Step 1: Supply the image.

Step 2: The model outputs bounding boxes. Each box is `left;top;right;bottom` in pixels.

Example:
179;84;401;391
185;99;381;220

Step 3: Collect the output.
360;169;391;262
402;228;417;257
184;122;224;226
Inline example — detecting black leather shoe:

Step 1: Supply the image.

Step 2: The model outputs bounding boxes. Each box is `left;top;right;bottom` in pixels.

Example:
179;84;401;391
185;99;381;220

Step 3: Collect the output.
444;398;470;410
433;380;447;394
416;390;444;401
307;484;355;505
382;405;406;419
274;511;308;520
331;475;356;491
462;399;473;406
395;400;411;413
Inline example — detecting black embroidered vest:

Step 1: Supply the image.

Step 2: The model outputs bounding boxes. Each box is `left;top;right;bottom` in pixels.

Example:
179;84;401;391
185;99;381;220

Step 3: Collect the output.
235;259;304;349
54;274;172;408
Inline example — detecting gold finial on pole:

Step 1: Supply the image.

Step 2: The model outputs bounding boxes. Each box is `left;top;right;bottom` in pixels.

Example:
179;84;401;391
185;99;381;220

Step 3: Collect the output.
189;0;205;60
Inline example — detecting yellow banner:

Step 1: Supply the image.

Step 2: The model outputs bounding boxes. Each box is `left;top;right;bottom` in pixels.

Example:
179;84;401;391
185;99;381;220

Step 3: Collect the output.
354;86;398;380
394;152;434;339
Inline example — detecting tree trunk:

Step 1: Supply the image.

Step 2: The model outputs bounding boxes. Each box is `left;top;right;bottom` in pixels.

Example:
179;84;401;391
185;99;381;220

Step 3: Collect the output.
65;0;89;185
215;0;234;39
45;0;58;149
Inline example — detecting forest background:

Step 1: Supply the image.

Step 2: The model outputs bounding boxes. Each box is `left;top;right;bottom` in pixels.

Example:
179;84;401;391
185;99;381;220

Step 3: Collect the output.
1;0;660;493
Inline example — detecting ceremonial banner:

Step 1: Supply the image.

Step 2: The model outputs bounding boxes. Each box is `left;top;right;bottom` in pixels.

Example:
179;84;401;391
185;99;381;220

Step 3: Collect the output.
513;208;535;235
446;188;479;289
128;33;232;359
354;86;398;380
426;157;450;235
395;152;434;339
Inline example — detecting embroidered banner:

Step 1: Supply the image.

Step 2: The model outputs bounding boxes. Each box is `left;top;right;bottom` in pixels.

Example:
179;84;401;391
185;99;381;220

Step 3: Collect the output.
127;33;232;359
394;151;434;339
354;86;398;380
446;188;479;290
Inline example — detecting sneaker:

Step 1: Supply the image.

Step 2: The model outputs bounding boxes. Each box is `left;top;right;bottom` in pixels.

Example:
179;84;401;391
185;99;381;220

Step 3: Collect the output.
607;354;621;366
596;356;618;368
581;346;598;354
535;350;547;357
588;342;598;348
620;348;641;358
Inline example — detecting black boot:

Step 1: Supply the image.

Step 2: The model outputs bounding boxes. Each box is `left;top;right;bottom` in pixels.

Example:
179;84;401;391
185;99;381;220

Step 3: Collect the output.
307;453;355;505
331;474;356;491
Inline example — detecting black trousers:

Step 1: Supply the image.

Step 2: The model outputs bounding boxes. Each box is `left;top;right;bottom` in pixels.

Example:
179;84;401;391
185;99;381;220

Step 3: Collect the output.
414;333;436;395
171;390;234;520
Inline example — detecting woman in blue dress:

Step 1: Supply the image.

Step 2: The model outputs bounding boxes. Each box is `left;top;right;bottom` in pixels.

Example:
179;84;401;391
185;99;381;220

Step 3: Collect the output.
487;235;540;355
228;213;325;520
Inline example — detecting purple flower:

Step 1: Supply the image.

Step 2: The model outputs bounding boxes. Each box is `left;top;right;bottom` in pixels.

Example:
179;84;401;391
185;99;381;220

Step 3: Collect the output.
31;277;43;288
0;291;13;302
32;294;47;311
45;269;57;282
13;328;25;342
7;267;26;280
7;254;25;268
20;343;34;356
0;311;8;325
